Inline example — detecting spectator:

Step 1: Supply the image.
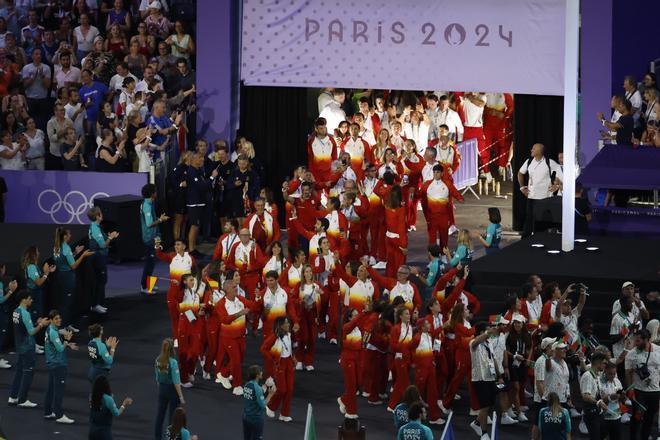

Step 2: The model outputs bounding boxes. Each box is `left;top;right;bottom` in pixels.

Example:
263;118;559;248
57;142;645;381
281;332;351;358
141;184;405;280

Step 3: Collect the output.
4;33;27;68
21;47;51;128
168;57;194;96
0;129;24;169
0;1;21;40
79;68;109;135
136;64;163;94
46;103;73;169
147;99;180;159
3;110;23;140
624;329;660;440
20;8;44;60
131;21;156;58
72;13;99;61
155;40;176;81
60;126;86;171
104;23;128;61
118;76;136;116
0;48;20;97
65;88;86;137
166;20;194;62
96;101;119;135
642;72;658;94
139;0;170;19
53;52;81;96
145;2;173;40
40;30;58;65
95;128;126;172
108;62;138;98
124;39;147;78
23;117;46;170
105;0;131;34
623;75;642;117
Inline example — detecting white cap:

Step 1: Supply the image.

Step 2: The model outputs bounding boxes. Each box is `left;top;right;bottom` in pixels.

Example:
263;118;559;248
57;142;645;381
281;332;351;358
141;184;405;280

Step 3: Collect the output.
496;315;510;325
552;341;567;350
540;337;556;350
511;313;527;323
622;281;634;289
149;1;162;9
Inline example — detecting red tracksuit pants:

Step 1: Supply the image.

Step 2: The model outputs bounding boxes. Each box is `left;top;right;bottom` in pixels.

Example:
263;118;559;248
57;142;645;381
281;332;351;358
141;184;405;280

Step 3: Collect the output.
296;308;317;366
340;351;360;415
414;359;442;421
268;357;294;416
388;356;411;410
427;213;451;249
405;187;420;228
365;349;388;403
464;126;488;172
442;349;470;408
385;238;406;278
367;216;386;261
204;321;220;373
220;336;246;387
320;288;339;340
177;317;204;380
166;286;182;338
484;125;510;169
435;350;449;395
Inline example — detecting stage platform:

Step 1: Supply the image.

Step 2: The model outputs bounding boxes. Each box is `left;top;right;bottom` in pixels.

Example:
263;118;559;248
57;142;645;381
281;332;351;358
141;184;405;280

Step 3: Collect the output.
469;232;660;336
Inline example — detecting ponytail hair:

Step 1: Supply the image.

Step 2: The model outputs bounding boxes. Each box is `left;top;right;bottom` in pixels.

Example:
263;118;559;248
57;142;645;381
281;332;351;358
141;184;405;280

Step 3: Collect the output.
53;227;68;254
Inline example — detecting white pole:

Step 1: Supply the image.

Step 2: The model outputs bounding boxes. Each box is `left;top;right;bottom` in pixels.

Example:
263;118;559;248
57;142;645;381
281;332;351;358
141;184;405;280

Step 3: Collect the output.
561;0;580;252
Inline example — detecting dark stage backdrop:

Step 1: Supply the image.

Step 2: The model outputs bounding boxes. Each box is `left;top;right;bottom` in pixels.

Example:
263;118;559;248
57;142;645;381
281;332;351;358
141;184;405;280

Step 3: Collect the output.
238;84;312;223
512;94;564;231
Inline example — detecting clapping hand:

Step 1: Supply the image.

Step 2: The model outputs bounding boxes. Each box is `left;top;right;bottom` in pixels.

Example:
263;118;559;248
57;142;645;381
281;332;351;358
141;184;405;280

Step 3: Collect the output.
122;398;133;407
108;231;120;240
106;336;118;350
74;244;85;255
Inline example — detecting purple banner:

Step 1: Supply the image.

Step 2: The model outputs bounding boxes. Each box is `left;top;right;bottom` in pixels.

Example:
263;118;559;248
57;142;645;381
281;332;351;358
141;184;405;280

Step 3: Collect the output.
241;0;566;95
590;207;660;237
0;170;147;224
453;138;479;190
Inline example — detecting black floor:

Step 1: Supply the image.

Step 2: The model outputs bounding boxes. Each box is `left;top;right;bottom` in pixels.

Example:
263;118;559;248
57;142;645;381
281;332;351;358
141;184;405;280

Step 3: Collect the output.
0;293;550;440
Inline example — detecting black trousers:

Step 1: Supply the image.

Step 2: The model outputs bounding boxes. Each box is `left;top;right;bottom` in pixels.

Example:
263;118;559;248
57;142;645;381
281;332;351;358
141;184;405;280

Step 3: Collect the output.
630;390;660;440
522;198;537;238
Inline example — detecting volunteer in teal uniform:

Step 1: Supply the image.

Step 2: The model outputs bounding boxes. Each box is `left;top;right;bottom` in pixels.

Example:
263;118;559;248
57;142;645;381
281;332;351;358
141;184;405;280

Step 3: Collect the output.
475;207;502;254
87;207;119;313
0;268;17;369
44;309;78;424
87;324;118;383
165;407;199;440
89;375;133;440
243;365;276;440
9;290;50;407
154;338;186;440
397;402;434;440
21;246;56;347
140;183;169;294
53;227;94;331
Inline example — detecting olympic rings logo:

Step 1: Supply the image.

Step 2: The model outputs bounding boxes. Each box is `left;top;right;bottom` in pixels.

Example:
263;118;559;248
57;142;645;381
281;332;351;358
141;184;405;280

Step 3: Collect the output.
37;190;110;224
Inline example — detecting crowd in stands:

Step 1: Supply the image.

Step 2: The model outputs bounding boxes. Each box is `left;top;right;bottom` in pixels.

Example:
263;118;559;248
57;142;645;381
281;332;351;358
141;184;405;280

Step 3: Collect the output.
0;0;196;173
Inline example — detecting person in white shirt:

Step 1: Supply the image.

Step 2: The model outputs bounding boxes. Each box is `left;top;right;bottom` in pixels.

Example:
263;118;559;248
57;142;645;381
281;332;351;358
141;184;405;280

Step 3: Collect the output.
597;95;623;142
623;75;643;119
64;88;86;137
517;143;563;237
611;281;650;322
52;52;80;96
558;286;586;345
317;87;334;114
544;342;571;409
579;352;607;439
427;95;464;142
0;130;25;169
460;93;487;173
531;337;555;439
610;295;638;360
319;89;346;133
598;361;623;438
469;322;501;439
624;329;660;440
353;113;376;146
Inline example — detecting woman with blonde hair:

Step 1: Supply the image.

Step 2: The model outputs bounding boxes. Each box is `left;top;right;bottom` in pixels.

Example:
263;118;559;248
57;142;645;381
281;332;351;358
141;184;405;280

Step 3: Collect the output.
154;338;185;440
537;392;572;439
21;246;55;327
372;128;391;167
444;228;474;267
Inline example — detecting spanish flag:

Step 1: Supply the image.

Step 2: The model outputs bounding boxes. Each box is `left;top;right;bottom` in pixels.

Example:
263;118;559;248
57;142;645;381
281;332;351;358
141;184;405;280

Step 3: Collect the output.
146;276;158;294
208;279;219;289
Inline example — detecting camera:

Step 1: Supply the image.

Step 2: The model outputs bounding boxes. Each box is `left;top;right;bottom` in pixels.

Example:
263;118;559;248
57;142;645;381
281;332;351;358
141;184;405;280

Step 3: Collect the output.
635;362;651;381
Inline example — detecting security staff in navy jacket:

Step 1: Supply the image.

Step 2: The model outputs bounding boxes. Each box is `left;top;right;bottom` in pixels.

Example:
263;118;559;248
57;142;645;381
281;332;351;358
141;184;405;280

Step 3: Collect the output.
186;153;217;256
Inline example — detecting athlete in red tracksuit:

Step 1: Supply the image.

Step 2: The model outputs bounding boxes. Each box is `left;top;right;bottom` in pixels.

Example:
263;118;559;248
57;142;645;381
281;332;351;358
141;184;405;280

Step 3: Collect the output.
261;317;296;420
365;264;422;314
373;182;408;278
420;165;464;249
387;307;414;411
440;302;475;412
337;309;368;419
412;319;444;424
202;283;223;377
156;240;196;339
456;92;488;173
439;268;481;319
483;93;514;173
424;298;449;397
283;176;324;252
243;199;281;253
215;279;260;393
341;191;370;261
225;232;266;299
362;302;392;404
294;265;322;369
312;238;341;343
400;142;424;229
324;198;349;252
211;219;239;262
307;119;338;185
256;272;299;379
340;126;374;182
177;275;207;385
362;166;386;263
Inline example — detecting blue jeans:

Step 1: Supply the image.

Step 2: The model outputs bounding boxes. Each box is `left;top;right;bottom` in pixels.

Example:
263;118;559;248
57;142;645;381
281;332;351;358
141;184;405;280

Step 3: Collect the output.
10;350;36;402
141;240;156;290
44;365;67;417
243;417;264;440
154;383;179;440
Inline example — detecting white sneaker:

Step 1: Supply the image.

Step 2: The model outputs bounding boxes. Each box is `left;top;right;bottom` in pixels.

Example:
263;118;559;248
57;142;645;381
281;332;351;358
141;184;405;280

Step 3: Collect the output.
624;399;632;406
372;261;386;270
266;407;275;418
621;413;631;423
337;397;346;414
318;332;326;340
0;359;11;369
180;382;193;388
524;389;534;398
517;412;528;422
480;434;491;440
429;418;446;425
8;397;17;404
278;415;292;422
35;346;44;355
487;416;492;425
438;400;449;415
448;225;459;235
173;339;178;348
91;305;107;314
485;173;493;183
501;414;518;425
469;409;479;416
470;420;483;437
579;420;588;434
520;405;529;411
506;408;516;418
454;394;461;400
215;374;232;389
18;400;37;408
329;338;337;345
305;365;315;371
379;393;388;400
345;413;359;419
295;362;303;371
368;256;377;266
202;371;211;380
232;386;244;396
570;408;581;418
56;415;75;424
44;412;56;419
361;391;369;397
386;406;395;413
